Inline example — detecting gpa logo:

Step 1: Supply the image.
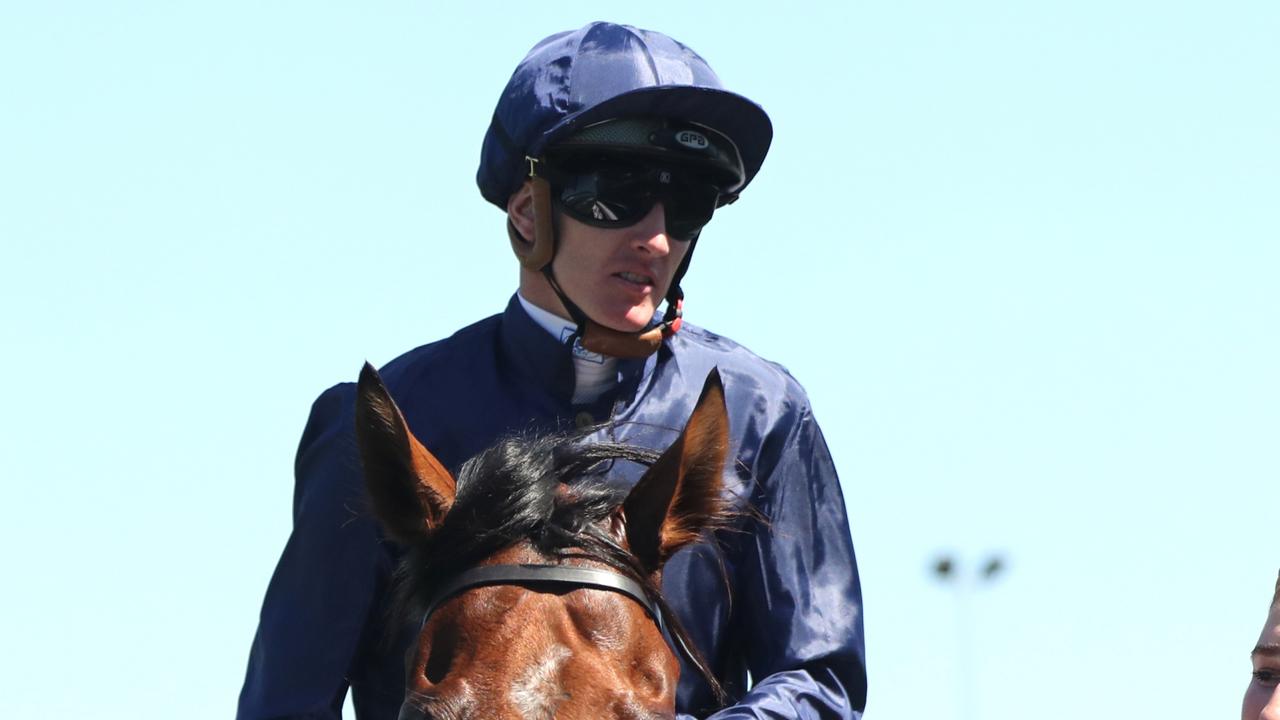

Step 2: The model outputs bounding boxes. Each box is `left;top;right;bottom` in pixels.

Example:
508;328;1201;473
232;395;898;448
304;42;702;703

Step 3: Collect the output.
675;130;709;151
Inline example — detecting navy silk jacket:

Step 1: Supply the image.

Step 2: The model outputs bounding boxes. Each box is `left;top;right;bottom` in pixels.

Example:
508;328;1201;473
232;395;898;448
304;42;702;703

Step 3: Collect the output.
238;297;866;719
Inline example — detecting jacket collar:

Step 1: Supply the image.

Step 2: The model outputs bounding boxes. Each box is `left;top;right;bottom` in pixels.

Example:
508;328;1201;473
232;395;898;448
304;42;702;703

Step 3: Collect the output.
497;295;659;409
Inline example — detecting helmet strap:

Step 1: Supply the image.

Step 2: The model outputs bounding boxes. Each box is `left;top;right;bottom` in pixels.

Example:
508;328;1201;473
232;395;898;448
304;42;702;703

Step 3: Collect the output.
540;265;684;360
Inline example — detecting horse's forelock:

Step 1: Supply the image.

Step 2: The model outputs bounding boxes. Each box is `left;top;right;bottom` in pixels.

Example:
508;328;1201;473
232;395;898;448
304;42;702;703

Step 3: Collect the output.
393;432;657;621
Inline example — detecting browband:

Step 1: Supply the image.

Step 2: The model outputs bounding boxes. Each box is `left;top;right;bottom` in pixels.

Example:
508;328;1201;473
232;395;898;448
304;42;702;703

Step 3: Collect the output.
421;564;659;625
417;563;706;676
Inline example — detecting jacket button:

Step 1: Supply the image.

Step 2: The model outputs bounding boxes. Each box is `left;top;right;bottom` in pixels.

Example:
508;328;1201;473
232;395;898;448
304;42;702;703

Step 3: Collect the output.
574;411;594;429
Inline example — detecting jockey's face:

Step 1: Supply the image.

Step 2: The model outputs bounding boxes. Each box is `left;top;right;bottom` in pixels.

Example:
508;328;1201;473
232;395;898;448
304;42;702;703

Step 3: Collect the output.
549;204;688;332
513;184;690;333
1244;601;1280;719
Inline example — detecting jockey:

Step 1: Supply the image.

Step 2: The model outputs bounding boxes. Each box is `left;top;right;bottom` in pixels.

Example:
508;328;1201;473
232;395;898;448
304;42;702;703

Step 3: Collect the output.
238;22;866;719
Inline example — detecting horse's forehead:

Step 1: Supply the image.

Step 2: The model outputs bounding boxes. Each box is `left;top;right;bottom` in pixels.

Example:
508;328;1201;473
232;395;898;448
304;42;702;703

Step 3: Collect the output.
479;542;546;566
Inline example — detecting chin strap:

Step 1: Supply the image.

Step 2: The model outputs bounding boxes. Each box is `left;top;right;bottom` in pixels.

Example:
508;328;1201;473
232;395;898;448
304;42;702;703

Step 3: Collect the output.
511;157;690;360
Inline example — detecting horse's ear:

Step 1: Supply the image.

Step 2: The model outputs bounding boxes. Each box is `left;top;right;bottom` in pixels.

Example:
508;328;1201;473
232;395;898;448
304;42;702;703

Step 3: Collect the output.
623;369;731;572
355;362;456;544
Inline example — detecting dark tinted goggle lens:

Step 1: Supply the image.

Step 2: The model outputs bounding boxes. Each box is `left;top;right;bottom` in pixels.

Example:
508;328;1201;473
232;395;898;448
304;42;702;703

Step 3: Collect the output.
552;164;721;241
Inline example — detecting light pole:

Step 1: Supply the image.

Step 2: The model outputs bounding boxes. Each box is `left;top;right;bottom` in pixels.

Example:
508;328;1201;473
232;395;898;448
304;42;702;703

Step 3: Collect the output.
931;552;1006;720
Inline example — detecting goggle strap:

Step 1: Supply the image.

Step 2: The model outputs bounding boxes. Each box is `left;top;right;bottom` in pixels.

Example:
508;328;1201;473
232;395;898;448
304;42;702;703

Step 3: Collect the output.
531;174;556;267
508;157;556;271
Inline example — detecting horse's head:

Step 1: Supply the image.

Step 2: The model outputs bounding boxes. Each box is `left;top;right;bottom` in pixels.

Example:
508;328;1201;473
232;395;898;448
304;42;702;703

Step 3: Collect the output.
355;364;732;720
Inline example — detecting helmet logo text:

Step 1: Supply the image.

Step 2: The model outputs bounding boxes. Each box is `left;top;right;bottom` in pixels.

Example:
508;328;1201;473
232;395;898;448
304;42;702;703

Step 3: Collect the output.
676;131;709;151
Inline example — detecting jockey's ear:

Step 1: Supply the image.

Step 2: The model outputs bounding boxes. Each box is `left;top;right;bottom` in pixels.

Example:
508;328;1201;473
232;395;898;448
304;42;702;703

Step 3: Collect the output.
355;362;456;544
622;369;732;573
507;180;536;245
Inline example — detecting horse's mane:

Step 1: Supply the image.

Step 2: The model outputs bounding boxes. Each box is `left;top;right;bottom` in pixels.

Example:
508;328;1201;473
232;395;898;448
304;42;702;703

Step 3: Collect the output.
388;428;729;703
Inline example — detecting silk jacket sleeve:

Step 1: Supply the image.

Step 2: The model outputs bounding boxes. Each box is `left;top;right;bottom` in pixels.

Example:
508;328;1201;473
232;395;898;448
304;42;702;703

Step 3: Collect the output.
691;403;867;719
237;384;400;719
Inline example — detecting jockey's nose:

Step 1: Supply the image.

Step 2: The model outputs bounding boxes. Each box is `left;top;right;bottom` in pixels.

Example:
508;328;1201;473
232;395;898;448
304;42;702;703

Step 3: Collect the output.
629;203;671;256
1262;685;1280;720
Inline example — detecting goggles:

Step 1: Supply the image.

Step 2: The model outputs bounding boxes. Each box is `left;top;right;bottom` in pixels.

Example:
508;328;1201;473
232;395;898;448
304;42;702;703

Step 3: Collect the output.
540;159;728;242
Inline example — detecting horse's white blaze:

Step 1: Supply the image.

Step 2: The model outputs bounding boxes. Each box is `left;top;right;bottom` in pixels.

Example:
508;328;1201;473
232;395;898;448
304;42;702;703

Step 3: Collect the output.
509;643;572;719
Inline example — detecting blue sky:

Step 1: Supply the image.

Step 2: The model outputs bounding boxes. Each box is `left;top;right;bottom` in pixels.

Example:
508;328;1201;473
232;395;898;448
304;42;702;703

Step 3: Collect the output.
1;2;1276;718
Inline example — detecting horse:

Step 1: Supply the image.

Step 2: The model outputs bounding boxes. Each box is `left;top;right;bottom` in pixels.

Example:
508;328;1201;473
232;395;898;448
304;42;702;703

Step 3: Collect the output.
354;363;735;720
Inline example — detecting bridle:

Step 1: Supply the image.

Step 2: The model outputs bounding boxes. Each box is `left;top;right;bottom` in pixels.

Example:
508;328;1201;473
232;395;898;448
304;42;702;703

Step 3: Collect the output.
417;563;708;677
